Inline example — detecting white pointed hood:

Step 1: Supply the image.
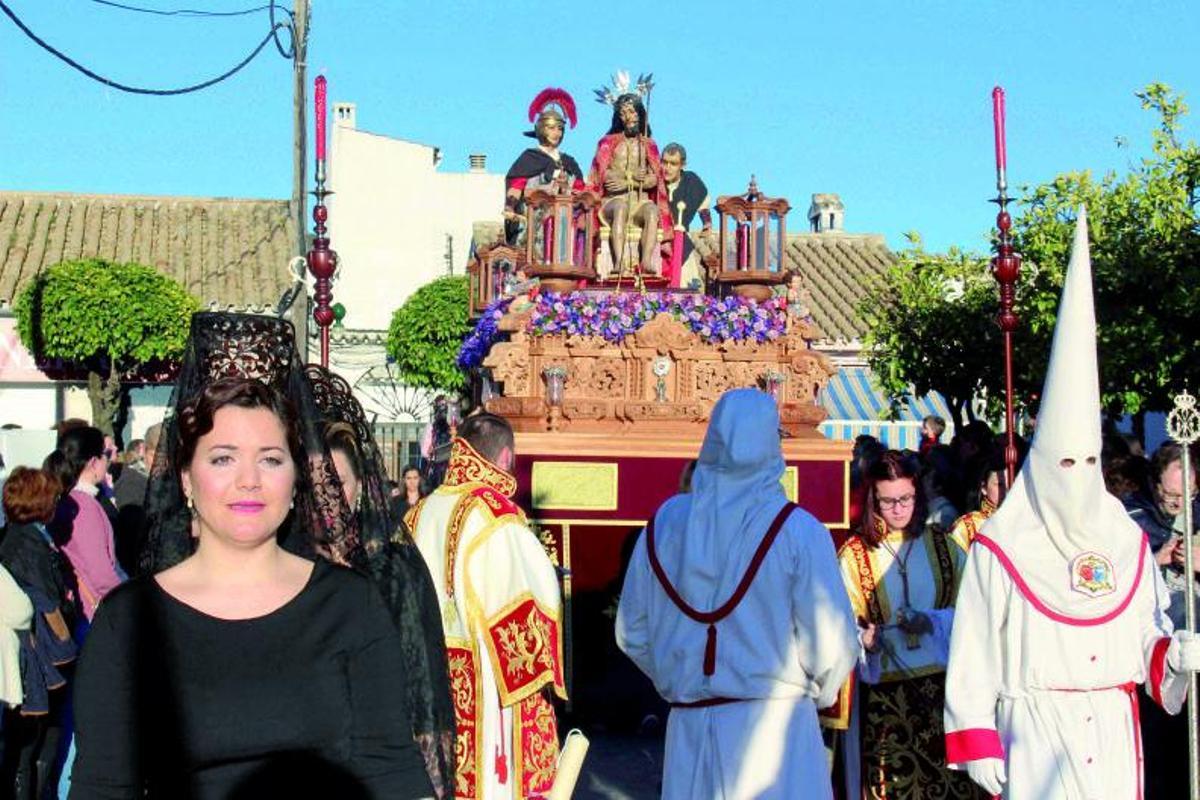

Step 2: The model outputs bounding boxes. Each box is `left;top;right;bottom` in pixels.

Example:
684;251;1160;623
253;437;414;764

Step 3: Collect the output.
980;208;1147;616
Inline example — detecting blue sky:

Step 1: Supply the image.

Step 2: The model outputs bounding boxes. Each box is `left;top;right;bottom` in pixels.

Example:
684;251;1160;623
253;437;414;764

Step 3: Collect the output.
2;0;1197;253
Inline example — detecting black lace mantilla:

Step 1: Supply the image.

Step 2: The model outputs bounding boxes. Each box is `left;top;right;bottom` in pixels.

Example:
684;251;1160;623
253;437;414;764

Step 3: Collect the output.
305;365;456;797
196;312;296;387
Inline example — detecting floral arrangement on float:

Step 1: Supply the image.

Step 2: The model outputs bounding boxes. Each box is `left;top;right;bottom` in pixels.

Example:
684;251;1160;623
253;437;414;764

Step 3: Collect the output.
458;292;791;370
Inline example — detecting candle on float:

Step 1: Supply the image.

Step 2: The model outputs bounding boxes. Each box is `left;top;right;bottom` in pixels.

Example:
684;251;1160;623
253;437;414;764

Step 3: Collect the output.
992;85;1007;174
315;75;327;163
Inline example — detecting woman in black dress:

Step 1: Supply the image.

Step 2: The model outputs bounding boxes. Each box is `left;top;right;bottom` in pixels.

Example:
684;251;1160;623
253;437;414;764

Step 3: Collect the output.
308;365;454;797
68;377;434;799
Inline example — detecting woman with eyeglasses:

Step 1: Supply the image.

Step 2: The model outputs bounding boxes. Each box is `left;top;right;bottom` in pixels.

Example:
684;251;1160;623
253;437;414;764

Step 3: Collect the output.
826;450;978;799
45;426;126;626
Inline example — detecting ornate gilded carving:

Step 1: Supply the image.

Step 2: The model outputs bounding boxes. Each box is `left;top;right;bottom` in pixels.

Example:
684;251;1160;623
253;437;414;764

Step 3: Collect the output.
632;314;697;355
562;400;609;420
781;403;828;426
569;357;625;398
623;401;706;421
535;526;560;567
486;341;531;397
481;306;833;434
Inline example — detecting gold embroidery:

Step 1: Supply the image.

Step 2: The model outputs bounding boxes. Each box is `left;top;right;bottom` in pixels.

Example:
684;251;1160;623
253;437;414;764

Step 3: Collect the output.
496;607;555;678
862;674;978;799
515;693;558;796
443;495;476;605
442;437;518;497
446;641;482;799
480;592;567;706
536;526;560;567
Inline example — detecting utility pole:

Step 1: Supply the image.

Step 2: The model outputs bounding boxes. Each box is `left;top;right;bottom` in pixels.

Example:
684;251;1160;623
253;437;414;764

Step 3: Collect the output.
291;0;310;346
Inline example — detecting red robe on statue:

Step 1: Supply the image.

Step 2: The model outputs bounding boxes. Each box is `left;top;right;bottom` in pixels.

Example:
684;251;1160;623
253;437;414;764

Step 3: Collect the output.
588;133;673;235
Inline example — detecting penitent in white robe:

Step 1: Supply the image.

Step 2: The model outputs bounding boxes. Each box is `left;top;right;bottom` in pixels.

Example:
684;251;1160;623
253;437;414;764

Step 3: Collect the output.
616;494;859;800
944;532;1189;800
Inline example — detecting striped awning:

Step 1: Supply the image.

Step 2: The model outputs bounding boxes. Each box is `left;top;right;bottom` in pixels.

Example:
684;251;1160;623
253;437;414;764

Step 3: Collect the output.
818;367;953;450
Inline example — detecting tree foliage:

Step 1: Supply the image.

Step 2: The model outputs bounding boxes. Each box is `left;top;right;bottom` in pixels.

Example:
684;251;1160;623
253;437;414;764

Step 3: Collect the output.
862;239;1003;428
386;276;472;392
15;258;199;435
1013;83;1200;416
862;83;1200;429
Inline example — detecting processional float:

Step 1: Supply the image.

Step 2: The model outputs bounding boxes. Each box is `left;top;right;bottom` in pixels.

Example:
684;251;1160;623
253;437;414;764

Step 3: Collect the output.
465;72;852;730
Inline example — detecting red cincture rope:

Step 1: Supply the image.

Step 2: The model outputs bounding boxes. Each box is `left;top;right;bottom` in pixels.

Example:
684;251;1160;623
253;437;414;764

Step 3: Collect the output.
646;502;797;676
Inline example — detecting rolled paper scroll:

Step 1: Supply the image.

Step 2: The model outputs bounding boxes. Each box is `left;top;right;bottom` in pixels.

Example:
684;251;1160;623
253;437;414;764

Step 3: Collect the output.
547;729;590;800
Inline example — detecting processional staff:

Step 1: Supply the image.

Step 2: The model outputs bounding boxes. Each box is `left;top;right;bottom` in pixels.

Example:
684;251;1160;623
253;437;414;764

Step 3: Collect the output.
1167;391;1200;800
307;74;339;368
990;86;1021;486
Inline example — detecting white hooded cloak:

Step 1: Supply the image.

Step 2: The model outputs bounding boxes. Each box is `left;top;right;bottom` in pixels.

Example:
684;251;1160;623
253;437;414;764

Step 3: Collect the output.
616;388;858;799
943;208;1188;799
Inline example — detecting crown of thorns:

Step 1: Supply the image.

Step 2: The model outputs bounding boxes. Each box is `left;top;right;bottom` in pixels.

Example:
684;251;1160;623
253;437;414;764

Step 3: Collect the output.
593;70;654;106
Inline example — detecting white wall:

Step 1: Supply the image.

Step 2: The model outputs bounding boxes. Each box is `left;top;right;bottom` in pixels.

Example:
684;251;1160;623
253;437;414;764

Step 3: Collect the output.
0;428;57;470
123;385;173;442
327;123;504;331
0;386;56;430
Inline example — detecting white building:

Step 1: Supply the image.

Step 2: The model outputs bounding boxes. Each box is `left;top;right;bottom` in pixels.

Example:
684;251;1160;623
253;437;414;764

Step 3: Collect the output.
319;101;504;423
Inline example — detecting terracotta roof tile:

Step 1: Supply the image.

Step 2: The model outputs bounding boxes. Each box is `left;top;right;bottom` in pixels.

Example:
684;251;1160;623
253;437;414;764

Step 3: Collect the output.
0;191;298;311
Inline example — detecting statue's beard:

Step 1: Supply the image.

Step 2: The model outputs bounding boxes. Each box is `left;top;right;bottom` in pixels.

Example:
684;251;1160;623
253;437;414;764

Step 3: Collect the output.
623;120;640;136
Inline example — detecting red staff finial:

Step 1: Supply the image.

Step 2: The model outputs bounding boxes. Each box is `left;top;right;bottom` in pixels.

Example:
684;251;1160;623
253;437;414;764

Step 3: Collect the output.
307;74;337;368
990;85;1021;486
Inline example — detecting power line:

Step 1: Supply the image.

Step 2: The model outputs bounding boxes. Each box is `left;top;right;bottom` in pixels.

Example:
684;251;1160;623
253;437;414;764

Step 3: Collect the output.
0;0;293;96
87;0;283;18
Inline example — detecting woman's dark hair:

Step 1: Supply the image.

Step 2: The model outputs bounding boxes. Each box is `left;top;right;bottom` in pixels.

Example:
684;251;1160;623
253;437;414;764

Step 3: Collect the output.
176;378;303;473
861;449;927;547
607;93;650;136
324;422;362;482
55;426;105;490
2;466;61;524
850;435;885;489
965;448;1007;512
921;444;965;511
400;464;426;498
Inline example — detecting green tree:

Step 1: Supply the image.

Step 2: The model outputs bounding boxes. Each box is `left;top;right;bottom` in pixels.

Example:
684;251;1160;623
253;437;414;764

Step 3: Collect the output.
15;259;199;436
860;236;1035;430
386;276;472;392
1013;83;1200;418
862;83;1200;431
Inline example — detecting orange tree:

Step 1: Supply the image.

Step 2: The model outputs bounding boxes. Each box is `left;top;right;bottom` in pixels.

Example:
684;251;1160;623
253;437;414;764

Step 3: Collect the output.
16;258;198;436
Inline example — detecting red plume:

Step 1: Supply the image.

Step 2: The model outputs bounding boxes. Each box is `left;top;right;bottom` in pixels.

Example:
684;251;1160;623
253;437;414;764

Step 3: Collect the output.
527;87;577;129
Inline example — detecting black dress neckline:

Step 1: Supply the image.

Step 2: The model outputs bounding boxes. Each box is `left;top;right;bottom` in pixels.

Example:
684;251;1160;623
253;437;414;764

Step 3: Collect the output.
150;557;321;624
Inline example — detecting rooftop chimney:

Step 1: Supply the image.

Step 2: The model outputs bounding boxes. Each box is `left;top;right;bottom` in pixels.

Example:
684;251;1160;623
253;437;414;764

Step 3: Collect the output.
469;154;487;173
808;193;845;233
333;102;356;130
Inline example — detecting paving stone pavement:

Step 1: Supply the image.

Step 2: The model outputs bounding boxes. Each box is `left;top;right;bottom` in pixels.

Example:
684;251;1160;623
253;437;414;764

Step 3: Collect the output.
569;730;665;800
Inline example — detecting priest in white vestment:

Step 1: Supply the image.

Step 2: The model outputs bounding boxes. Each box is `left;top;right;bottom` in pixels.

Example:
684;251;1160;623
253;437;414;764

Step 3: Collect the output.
408;414;566;800
944;208;1200;799
616;388;859;799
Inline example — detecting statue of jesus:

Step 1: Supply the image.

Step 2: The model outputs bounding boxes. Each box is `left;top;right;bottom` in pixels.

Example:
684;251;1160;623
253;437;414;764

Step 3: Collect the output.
588;94;671;275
